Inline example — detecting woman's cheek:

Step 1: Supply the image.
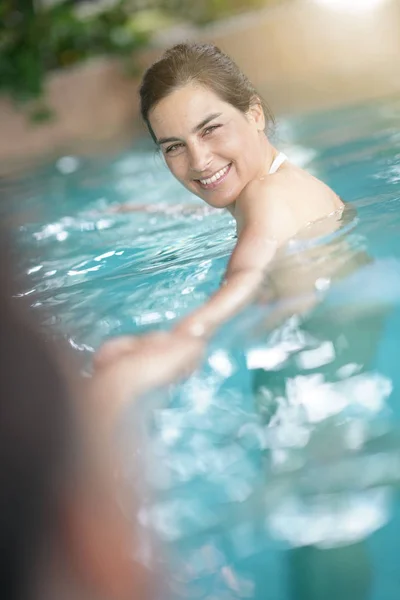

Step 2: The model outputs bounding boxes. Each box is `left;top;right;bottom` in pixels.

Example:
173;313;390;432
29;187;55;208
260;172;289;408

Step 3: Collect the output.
167;158;185;179
217;130;241;154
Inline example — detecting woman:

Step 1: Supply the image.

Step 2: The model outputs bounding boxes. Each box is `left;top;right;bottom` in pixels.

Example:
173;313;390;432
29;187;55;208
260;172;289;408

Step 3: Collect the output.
140;42;343;338
134;43;342;337
96;41;344;364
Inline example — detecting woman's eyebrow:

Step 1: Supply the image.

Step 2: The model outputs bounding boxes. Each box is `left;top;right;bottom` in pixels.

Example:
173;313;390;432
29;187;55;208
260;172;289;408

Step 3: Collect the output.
193;112;222;133
157;113;222;145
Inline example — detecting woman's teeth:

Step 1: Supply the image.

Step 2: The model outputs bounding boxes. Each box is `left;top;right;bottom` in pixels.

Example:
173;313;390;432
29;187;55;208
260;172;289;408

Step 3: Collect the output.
199;164;230;186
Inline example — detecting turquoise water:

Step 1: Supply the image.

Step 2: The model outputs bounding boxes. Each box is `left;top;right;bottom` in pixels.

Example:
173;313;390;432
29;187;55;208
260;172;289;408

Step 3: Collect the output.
6;97;400;599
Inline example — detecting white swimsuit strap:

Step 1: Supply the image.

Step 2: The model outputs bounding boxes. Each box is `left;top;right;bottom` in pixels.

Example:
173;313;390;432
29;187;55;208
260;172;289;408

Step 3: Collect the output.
268;152;287;175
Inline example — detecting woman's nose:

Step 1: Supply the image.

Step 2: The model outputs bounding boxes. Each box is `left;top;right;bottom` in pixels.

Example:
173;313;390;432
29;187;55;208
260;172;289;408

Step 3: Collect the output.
188;141;212;173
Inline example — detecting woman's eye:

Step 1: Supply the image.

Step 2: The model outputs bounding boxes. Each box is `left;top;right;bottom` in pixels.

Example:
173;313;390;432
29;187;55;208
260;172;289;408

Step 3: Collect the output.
165;143;184;155
203;125;220;136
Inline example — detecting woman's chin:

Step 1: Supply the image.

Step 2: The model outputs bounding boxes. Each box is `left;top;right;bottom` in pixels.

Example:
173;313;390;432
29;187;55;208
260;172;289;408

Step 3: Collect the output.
195;186;237;209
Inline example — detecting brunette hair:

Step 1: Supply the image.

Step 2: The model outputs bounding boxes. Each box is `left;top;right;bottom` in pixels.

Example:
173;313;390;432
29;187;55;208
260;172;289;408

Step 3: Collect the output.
139;42;274;142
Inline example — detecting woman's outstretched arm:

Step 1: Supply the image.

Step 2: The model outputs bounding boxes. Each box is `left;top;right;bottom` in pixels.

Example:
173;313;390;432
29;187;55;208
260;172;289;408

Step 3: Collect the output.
173;191;299;338
174;227;278;338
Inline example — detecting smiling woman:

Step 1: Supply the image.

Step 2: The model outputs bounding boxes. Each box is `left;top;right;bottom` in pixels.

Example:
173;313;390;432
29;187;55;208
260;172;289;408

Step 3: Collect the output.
97;42;344;364
149;83;267;210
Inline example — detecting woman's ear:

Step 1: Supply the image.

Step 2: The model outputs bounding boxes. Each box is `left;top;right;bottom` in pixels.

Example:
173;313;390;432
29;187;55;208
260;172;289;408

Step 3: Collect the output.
247;97;265;132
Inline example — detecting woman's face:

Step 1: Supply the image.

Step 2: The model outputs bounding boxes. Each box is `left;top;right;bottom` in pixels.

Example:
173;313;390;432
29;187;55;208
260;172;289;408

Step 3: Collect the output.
148;83;266;209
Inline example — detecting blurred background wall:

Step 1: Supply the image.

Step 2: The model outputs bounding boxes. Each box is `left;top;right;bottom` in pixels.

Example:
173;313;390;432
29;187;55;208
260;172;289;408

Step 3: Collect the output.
198;0;400;114
0;0;399;167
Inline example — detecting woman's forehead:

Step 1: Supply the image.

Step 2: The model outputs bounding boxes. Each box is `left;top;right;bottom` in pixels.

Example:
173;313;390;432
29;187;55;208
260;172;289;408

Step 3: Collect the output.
149;84;232;136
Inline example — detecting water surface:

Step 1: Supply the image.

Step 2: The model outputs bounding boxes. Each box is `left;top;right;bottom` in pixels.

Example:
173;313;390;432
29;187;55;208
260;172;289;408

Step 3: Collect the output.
4;96;400;600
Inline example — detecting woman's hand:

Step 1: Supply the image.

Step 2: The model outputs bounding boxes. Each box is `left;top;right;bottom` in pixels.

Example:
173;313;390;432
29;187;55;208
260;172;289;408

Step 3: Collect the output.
86;331;204;437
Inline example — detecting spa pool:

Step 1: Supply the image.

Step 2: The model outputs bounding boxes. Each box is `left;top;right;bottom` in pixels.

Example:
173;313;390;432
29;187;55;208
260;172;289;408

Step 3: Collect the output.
5;96;400;599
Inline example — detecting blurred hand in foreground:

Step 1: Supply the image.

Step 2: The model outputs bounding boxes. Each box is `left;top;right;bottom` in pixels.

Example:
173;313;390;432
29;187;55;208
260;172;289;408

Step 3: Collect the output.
88;331;204;437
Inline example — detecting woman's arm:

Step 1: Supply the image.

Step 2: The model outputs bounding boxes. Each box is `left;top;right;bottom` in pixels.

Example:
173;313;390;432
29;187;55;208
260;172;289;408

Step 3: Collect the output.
174;189;300;338
174;227;278;338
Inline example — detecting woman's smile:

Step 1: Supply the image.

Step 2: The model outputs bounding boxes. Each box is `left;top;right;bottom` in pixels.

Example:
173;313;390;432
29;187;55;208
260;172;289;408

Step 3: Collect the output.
195;163;232;190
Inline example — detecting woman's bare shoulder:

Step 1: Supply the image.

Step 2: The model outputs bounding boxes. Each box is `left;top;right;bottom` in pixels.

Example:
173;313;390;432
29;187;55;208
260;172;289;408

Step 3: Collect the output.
236;164;343;240
274;164;343;219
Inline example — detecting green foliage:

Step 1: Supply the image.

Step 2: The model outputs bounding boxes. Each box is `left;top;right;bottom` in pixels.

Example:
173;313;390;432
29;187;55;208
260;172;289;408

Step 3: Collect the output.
0;0;150;105
161;0;269;25
0;0;277;112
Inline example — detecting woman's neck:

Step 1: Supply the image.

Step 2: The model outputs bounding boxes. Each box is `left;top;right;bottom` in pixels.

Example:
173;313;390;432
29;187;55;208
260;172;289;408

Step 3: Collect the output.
257;136;278;180
226;138;278;222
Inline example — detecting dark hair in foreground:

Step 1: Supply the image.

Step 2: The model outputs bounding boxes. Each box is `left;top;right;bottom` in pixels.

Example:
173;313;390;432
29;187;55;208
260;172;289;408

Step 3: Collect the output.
140;42;274;142
0;243;74;600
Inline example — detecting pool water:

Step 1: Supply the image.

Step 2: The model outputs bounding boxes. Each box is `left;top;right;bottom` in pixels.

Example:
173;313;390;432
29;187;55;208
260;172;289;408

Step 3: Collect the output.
5;96;400;599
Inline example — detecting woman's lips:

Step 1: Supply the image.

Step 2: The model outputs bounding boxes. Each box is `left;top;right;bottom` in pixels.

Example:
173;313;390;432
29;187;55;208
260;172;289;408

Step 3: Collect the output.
196;163;232;190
